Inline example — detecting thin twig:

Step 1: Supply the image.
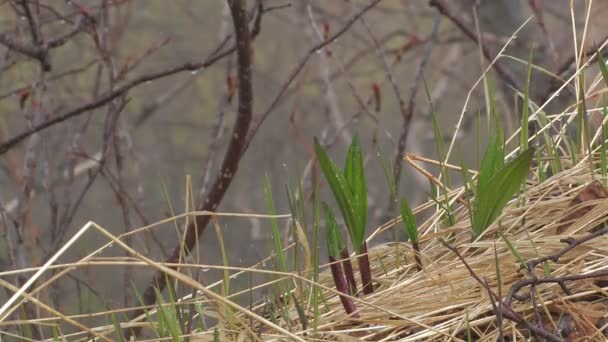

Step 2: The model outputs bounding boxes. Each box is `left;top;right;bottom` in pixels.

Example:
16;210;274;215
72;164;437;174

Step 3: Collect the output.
244;0;383;153
429;0;523;92
391;13;440;210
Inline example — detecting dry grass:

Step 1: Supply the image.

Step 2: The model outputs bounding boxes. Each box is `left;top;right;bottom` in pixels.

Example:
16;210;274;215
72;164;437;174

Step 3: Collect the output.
187;161;608;341
2;159;606;341
2;3;608;341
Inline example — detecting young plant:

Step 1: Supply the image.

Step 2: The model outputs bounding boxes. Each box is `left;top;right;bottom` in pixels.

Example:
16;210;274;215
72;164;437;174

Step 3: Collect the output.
426;80;455;226
597;51;608;185
472;124;535;236
325;204;358;316
314;136;374;294
400;199;422;271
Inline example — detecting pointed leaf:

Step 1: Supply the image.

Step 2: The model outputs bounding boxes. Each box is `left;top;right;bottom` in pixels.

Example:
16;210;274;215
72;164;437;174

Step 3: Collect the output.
314;138;361;252
597;49;608;89
476;125;504;196
400;199;418;243
324;203;344;259
343;135;367;248
473;148;534;235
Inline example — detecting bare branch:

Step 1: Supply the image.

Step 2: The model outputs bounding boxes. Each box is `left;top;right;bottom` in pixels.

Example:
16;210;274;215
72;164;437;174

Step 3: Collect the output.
244;0;383;152
0;5;266;156
429;0;523;92
127;0;254;337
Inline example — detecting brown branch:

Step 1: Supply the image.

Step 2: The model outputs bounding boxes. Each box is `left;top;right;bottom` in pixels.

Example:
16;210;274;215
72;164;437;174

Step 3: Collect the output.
0;4;265;156
0;59;97;101
540;35;608;104
0;58;222;155
440;240;563;341
443;220;608;340
198;63;235;201
20;0;41;46
0;12;86;72
392;12;440;210
504;225;608;306
244;0;383;153
126;0;254;337
428;0;523;92
505;270;608;307
526;225;608;271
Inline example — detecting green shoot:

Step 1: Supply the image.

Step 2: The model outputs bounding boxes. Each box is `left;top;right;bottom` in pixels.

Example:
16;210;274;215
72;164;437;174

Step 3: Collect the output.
499;232;526;268
400;199;421;271
426;80;454;226
314;136;373;294
472;124;534;236
264;175;288;274
312;181;320;336
110;311;125;342
535;107;562;174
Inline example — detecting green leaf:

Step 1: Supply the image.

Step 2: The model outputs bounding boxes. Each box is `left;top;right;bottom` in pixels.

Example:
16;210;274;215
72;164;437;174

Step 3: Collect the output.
324;203;344;259
314;138;360;252
400;199;418;243
473;148;535;236
343;135;367;249
264;176;287;273
597;48;608;89
476;125;504;197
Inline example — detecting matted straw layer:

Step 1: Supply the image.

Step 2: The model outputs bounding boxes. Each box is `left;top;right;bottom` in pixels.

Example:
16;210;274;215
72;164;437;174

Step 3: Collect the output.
190;162;608;341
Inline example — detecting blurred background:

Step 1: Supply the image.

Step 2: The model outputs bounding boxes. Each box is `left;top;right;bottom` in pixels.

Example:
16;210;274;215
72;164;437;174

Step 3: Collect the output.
0;0;607;337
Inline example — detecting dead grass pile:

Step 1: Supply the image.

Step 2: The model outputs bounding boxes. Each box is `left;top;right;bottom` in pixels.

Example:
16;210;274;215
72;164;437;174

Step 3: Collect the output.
190;162;608;341
0;159;607;341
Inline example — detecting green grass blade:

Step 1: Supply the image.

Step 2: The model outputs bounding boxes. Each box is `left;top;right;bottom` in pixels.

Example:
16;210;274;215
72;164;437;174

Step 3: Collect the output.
536;149;546;182
400;199;418;243
465;309;472;342
195;302;206;331
312;181;320;336
597;48;608;89
110;311;125;342
264;175;287;274
213;327;220;342
297;176;308;230
566;136;578;164
291;292;308;330
285;184;299;273
499;232;526;268
535;109;562;174
155;287;180;341
376;144;397;200
52;325;62;341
